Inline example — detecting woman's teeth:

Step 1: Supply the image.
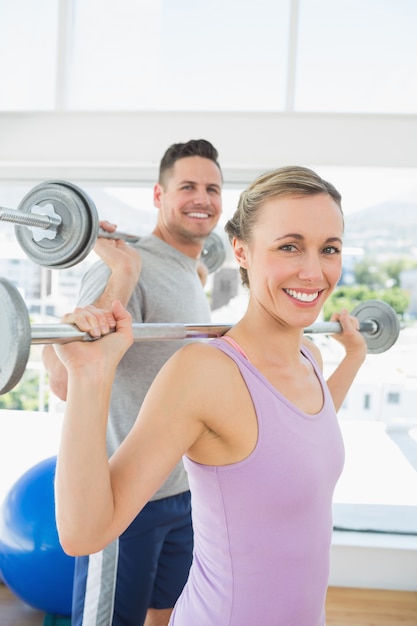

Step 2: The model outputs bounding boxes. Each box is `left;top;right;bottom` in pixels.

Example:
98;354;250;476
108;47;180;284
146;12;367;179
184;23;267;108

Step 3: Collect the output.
284;289;319;302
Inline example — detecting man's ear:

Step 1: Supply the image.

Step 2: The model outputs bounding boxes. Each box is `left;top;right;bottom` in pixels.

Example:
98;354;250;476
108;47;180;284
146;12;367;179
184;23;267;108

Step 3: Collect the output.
153;183;163;208
232;237;248;269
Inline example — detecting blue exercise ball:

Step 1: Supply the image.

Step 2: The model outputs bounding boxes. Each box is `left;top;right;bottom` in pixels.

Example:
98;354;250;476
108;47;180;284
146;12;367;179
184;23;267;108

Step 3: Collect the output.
0;456;75;615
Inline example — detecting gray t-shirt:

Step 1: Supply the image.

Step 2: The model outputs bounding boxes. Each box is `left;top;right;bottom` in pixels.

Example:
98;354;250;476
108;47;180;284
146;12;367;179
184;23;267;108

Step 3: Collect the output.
77;234;211;500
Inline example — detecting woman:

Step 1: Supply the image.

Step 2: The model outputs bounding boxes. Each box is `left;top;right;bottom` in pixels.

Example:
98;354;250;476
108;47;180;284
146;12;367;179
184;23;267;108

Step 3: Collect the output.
54;166;367;625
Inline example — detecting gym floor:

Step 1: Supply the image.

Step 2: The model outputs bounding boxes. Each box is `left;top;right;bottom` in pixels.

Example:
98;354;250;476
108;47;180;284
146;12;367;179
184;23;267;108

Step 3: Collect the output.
1;582;417;626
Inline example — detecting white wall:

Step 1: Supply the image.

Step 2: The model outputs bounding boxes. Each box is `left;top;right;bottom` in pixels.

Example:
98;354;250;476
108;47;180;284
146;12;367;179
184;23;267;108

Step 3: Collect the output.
1;111;417;184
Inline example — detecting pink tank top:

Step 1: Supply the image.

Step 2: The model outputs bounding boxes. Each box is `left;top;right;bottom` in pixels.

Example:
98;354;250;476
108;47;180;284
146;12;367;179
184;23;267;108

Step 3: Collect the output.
169;339;345;626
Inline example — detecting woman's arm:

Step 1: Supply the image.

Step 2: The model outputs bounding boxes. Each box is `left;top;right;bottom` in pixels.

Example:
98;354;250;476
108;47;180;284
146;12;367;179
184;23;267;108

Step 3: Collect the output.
54;301;207;556
54;301;133;554
325;309;367;411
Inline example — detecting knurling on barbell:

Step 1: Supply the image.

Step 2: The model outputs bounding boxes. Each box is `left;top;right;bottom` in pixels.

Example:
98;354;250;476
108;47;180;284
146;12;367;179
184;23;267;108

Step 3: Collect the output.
0;180;226;273
0;277;401;396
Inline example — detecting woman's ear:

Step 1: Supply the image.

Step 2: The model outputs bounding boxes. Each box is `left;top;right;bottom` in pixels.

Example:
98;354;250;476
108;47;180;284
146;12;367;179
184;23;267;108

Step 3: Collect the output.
232;237;248;269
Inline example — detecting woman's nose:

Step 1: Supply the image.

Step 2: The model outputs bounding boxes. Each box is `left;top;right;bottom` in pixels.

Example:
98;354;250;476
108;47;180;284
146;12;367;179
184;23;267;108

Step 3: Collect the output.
298;253;324;282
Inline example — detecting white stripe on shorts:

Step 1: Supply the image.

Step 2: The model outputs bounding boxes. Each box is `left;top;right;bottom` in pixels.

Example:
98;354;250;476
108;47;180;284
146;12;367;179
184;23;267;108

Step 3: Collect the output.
81;540;119;626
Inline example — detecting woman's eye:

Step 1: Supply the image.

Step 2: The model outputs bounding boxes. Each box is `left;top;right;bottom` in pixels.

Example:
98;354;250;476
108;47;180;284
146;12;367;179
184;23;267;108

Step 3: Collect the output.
323;246;341;255
280;244;297;252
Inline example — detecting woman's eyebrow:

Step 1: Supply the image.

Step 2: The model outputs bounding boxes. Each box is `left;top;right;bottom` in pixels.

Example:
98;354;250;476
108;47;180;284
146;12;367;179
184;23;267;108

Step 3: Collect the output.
274;234;343;244
274;233;304;241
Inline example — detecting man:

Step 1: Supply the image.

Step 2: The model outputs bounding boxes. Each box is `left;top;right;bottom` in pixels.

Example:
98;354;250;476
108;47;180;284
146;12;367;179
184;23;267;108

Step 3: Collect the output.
43;139;223;626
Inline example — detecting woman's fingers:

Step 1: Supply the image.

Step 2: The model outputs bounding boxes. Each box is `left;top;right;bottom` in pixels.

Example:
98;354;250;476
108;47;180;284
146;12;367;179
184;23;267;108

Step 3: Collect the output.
61;305;117;338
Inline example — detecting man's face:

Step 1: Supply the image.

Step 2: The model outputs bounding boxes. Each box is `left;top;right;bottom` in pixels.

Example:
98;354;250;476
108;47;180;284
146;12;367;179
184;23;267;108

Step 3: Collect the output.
154;156;223;243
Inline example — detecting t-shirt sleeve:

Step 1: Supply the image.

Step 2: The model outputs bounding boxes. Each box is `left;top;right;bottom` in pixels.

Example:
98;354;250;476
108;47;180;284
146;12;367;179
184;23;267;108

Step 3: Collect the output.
77;261;112;306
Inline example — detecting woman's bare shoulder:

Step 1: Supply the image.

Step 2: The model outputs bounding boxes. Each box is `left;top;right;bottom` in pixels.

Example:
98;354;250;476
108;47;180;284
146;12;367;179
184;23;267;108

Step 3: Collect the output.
168;339;236;375
154;341;236;379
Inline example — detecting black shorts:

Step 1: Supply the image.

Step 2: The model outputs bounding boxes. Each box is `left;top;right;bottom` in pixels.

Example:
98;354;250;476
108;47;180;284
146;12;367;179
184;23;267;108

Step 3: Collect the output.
71;491;193;625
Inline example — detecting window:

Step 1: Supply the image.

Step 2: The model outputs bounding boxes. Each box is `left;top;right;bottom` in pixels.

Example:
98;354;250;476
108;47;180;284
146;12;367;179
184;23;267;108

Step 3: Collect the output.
0;0;58;110
387;392;400;405
2;0;417;113
296;0;417;113
69;0;289;111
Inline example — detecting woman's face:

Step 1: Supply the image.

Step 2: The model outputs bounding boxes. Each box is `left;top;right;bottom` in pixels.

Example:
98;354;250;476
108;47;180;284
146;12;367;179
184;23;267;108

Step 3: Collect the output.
235;192;344;329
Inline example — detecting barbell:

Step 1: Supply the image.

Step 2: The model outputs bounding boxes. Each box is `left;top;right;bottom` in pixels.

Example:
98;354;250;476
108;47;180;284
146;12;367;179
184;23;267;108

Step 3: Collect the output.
0;277;401;395
0;180;226;273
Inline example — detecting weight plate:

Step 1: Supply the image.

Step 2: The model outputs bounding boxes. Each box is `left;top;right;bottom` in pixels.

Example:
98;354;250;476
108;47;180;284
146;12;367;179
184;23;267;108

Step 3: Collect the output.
201;231;226;274
0;278;31;395
52;180;100;268
15;181;99;269
351;299;400;354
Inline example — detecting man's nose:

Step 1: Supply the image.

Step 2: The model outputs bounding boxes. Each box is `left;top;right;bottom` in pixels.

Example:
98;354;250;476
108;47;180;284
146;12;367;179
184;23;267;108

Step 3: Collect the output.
192;188;210;206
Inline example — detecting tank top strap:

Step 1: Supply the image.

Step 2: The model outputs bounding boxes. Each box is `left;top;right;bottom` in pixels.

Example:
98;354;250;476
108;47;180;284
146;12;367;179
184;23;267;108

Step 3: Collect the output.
218;336;249;360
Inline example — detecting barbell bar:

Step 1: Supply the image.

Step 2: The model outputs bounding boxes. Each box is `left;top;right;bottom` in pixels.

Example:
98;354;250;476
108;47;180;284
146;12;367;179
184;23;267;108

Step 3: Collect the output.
0;180;226;273
0;277;401;396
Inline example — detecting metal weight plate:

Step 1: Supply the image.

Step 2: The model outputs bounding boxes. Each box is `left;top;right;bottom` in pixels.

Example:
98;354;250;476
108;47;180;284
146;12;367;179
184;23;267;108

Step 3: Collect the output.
52;180;100;268
201;231;226;274
351;299;400;354
15;181;99;269
0;278;31;395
